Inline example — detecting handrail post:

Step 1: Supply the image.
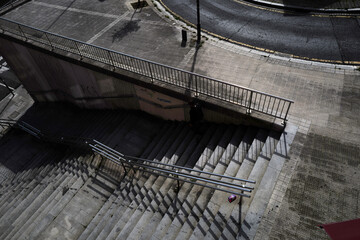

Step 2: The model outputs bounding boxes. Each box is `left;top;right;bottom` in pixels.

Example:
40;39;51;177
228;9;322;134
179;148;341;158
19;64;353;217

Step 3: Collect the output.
74;41;82;60
107;50;115;71
281;102;291;126
17;25;26;40
148;62;154;83
44;32;54;51
195;76;199;97
246;91;253;114
119;156;128;176
175;170;180;193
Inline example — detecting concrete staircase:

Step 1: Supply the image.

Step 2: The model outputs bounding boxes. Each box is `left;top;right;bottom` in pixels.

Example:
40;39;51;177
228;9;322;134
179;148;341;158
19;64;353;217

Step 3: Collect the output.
0;104;297;240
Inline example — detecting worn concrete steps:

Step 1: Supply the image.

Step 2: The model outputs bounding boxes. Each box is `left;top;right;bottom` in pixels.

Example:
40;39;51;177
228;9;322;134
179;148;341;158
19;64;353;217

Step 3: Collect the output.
3;154;90;240
77;121;176;240
160;125;235;240
194;128;268;240
0;147;54;190
239;131;280;221
217;129;283;240
20;154;99;240
237;124;297;240
148;124;218;240
0;151;72;224
174;125;249;240
123;124;215;240
77;119;171;240
77;121;173;240
110;125;207;240
0;150;54;208
6;157;90;239
151;126;226;240
36;158;118;240
97;123;188;240
187;126;254;240
0;150;87;238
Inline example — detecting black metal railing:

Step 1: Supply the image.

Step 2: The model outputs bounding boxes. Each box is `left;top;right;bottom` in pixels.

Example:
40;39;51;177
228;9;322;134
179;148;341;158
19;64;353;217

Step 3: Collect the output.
0;17;294;121
1;119;255;197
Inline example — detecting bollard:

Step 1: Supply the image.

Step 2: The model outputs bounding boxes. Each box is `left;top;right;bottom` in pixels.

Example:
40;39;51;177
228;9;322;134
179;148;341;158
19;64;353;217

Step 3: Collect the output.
182;29;187;43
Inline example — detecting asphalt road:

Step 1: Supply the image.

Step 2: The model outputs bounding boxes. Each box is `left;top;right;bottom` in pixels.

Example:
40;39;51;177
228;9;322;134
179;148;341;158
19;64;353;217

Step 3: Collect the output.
161;0;360;64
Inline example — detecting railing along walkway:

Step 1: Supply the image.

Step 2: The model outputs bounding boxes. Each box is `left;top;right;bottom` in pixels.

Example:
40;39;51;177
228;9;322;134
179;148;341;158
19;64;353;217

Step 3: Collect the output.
0;118;255;197
0;17;293;122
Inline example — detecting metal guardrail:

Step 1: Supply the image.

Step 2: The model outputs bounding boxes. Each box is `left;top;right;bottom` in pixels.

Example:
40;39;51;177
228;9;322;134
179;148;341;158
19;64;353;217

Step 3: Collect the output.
90;140;255;197
0;17;294;121
1;119;255;197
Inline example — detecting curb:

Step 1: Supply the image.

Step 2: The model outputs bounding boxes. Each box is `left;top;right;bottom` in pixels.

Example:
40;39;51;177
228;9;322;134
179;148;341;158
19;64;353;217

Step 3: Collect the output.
245;0;360;14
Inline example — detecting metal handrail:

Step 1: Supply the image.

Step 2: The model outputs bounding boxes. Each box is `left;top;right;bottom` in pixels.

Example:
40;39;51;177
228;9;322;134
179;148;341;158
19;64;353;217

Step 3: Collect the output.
91;140;255;197
93;140;255;184
2;118;255;197
91;145;254;191
0;17;294;121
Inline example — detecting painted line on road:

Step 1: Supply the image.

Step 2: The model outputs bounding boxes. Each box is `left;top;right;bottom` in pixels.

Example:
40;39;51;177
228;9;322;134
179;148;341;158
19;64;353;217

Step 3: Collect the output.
231;0;360;18
158;0;360;65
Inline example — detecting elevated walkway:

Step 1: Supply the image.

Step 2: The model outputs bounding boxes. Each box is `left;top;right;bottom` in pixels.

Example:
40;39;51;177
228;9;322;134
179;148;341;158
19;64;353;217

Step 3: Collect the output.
0;104;297;239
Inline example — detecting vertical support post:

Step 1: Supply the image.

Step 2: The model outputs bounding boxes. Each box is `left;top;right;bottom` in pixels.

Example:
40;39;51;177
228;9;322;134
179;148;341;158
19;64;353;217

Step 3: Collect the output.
194;76;199;97
148;62;154;83
17;25;27;40
281;101;291;126
175;170;180;193
74;41;82;60
246;91;253;114
119;157;128;176
44;32;54;50
108;50;115;71
196;0;201;46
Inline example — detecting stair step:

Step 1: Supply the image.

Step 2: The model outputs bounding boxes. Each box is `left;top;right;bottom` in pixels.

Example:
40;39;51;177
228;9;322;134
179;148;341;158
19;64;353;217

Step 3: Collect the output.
27;169;89;239
0;150;53;206
101;124;187;239
239;130;281;222
161;125;234;240
217;128;272;240
112;125;196;240
147;124;220;240
9;159;87;240
78;120;173;240
174;125;241;240
237;124;297;240
3;156;86;240
188;125;247;240
37;164;117;240
203;128;267;240
140;122;170;159
0;152;83;238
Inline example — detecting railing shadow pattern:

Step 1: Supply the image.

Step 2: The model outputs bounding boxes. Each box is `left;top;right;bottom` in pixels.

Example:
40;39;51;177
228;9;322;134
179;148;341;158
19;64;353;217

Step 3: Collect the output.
0;118;255;197
0;17;293;122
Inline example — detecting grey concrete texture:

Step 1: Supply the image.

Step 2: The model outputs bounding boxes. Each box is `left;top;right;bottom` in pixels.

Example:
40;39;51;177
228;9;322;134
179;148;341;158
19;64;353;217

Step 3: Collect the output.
1;0;360;239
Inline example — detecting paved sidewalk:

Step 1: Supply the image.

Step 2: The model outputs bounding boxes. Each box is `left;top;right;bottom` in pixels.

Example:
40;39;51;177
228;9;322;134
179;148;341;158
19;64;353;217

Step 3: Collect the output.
1;0;360;239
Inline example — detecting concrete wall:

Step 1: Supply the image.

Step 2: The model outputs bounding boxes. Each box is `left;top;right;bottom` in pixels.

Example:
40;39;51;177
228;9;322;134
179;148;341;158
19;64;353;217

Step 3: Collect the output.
0;37;186;121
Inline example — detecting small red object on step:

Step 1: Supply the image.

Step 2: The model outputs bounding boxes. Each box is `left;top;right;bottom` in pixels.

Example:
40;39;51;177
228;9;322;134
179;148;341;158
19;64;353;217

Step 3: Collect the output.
228;194;236;203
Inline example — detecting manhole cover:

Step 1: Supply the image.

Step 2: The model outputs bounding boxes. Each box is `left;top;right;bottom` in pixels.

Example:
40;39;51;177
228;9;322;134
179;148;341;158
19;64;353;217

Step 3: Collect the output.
131;1;148;9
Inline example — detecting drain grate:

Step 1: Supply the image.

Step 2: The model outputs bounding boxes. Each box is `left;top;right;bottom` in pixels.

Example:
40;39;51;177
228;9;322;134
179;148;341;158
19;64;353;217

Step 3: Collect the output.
131;0;148;9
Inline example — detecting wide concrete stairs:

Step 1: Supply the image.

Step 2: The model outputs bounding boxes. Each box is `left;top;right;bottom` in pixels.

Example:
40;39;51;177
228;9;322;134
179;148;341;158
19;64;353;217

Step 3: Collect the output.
0;104;295;240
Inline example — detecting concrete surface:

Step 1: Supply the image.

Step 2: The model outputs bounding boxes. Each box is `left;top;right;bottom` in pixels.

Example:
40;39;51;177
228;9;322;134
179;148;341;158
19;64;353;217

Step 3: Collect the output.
0;0;359;239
